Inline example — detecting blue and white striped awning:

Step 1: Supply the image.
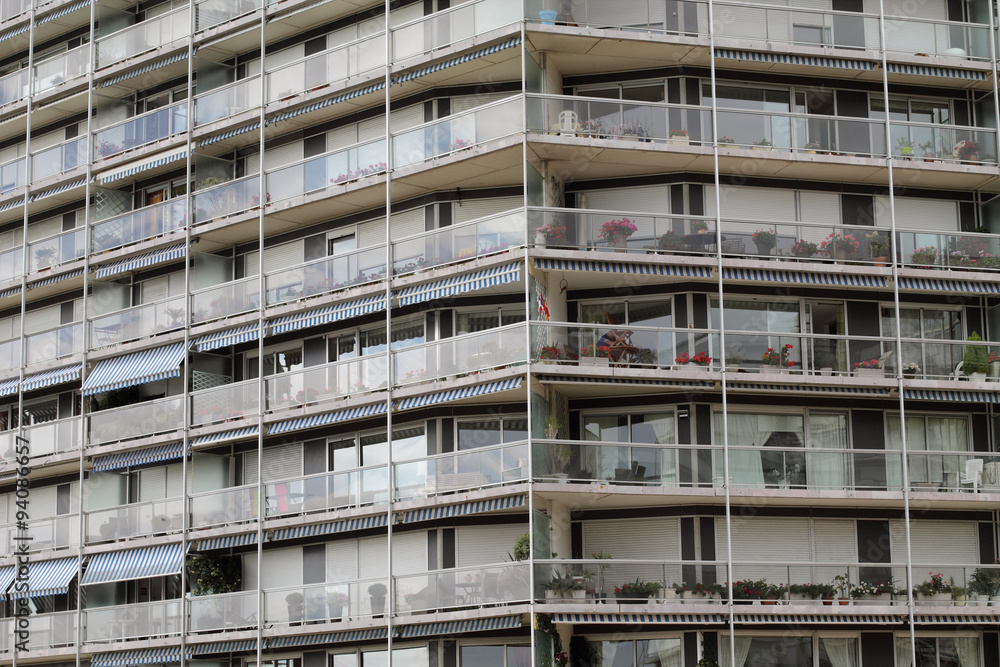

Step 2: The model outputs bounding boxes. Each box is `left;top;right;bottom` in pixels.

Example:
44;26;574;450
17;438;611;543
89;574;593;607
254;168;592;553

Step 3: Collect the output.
898;275;1000;295
714;48;875;71
194;531;258;551
393;37;521;84
914;614;1000;624
397;614;522;638
30;178;86;202
534;257;712;278
22;364;80;392
722;267;887;287
82;342;186;395
394;377;523;411
95;243;187;279
0;196;25;213
97;145;188;185
0;22;30;41
0;285;21;299
886;62;986;80
400;494;525;524
0;377;18;397
91;648;187;667
728;381;890;396
191;640;258;655
535;373;716;390
734;613;901;624
268;401;388;435
91;441;185;472
38;0;92;23
199;121;262;147
269;81;386;124
191;425;259;447
903;389;999;403
82;543;186;585
29;267;84;288
270;513;387;542
99;51;189;87
396;262;521;307
268;628;388;648
10;557;79;599
270;293;387;335
195;322;262;351
552;612;725;624
0;565;15;599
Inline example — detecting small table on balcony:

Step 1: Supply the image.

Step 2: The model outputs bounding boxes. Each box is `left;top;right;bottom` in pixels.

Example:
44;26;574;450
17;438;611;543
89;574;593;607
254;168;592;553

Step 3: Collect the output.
683;233;726;252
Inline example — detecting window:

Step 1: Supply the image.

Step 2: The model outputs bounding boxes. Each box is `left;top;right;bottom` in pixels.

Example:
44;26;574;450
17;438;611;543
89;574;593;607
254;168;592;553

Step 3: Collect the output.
882;306;962;378
896;636;979;667
886;414;970;488
582;411;676;483
580;298;672;360
722;635;860;667
712;299;802;369
590;637;682;666
459;644;531;666
328;233;357;256
247;346;303;380
793;24;830;46
457;417;528;450
456;307;526;335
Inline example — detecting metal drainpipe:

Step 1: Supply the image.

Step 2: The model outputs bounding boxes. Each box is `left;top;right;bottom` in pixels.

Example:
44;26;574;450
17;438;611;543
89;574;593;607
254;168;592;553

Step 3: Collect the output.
876;2;915;663
383;0;394;661
255;3;267;666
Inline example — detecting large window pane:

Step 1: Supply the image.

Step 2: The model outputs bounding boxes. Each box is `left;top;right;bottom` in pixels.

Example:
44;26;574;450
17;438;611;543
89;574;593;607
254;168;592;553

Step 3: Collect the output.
460;645;504;666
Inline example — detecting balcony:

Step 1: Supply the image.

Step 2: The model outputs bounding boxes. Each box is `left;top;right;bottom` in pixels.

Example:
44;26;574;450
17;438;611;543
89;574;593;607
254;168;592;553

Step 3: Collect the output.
265;138;386;205
391;96;522;169
392;322;527;386
31;136;87;181
92;197;187;253
93;102;187;160
194;0;262;32
394;440;529;500
0;611;76;651
191;379;258;426
195;76;262;126
189;590;257;633
0;156;25;196
264;245;386;306
2;513;80;552
390;0;521;61
89;296;186;349
190;484;255;528
33;44;89;94
191;277;260;323
29;227;86;272
391;208;525;276
264;579;385;625
85;497;184;543
395;562;530;613
25;322;83;365
0;0;29;24
84;599;182;642
95;7;189;69
263;465;390;517
88;395;184;445
0;338;20;372
0;68;28;109
192;174;259;225
0;416;83;461
266;32;384;103
0;246;22;281
265;356;387;411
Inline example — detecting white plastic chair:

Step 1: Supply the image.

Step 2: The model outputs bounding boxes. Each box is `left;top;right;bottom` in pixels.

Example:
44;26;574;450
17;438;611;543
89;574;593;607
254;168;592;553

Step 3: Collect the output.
962;459;984;492
953;361;965;380
557;110;578;136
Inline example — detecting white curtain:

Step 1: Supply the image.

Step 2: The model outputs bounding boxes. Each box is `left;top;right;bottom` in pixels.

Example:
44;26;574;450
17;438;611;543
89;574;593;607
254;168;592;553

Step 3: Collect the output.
895;637;912;667
720;636;752;667
810;414;849;490
954;637;979;667
820;638;857;667
649;638;682;667
720;414;765;488
650;418;676;484
926;417;968;487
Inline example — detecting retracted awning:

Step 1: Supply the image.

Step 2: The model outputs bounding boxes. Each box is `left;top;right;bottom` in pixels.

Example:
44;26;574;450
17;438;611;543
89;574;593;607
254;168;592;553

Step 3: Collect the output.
82;342;186;395
903;389;999;403
96;145;188;185
734;612;902;624
22;364;80;392
94;243;187;279
0;377;18;397
551;612;726;624
269;293;386;336
10;557;79;599
28;268;84;289
722;267;886;288
268;401;387;435
91;647;187;667
897;275;1000;295
191;640;258;655
191;425;258;447
81;543;186;585
535;257;712;278
397;614;522;638
399;494;525;524
393;377;522;411
395;262;520;307
269;514;387;542
267;628;388;648
194;532;258;551
194;322;263;352
0;564;15;599
91;441;186;472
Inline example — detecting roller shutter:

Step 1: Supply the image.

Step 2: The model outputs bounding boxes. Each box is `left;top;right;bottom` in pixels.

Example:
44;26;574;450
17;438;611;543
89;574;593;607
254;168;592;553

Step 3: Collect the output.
719;517;811;583
585;517;680;589
389;207;424;241
261;546;302;589
452;196;522;223
457;523;527;568
359;535;388;580
391;530;427;576
327;539;359;583
584;185;667;215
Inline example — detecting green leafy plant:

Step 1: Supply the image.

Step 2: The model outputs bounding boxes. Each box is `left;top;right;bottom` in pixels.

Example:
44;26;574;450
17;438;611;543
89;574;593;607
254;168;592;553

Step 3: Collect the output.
368;582;387;596
968;567;1000;596
657;231;684;251
914;572;953;596
615;578;661;598
866;231;890;257
513;533;530;561
964;332;989;375
188;554;241;595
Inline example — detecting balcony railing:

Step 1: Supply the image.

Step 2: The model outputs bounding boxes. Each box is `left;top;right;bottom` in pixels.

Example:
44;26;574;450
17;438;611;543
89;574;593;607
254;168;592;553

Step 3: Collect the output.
525;0;701;34
25;322;82;365
191;379;258;426
394;440;529;500
84;599;183;642
191;277;260;323
0;156;25;196
88;395;184;445
0;68;28;108
264;244;386;306
0;416;83;461
0;338;20;371
194;0;262;31
195;76;261;126
392;95;522;168
267;32;385;103
93;102;188;159
1;0;30;24
265;138;386;204
33;44;89;93
13;611;76;650
85;497;184;542
29;227;86;272
0;247;22;281
265;355;387;411
89;296;186;349
264;579;385;625
92;197;187;253
31;136;87;181
395;562;530;613
392;208;525;275
189;484;255;528
189;590;257;632
263;465;390;517
3;513;80;552
882;15;991;60
391;0;521;60
193;174;259;225
392;322;527;386
96;6;190;68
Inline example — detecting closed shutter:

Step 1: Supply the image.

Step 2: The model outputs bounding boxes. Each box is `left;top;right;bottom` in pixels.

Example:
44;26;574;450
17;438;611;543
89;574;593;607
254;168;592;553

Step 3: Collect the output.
359;535;388;580
327;539;359;582
389;207;424;241
585;517;680;587
30;128;65;152
244;449;259;485
73;298;84;322
243;552;258;590
908;520;977;581
0;493;7;523
24;305;61;335
358;217;387;248
391;530;427;576
260;442;302;482
69;481;80;513
0;142;24;162
891;197;959;232
139;466;167;501
0;315;20;341
250;44;305;76
246;240;305;276
140;273;183;302
720;517;811;582
248;141;304;174
31;485;57;519
165;462;187;497
457;524;527;568
327;125;359;152
261;547;303;588
585;186;667;215
0;228;22;250
811;519;857;584
357;116;385;143
327;25;359;49
798;192;842;246
451;92;510;114
389;104;425;133
453;196;521;224
26;216;62;243
707;185;796;221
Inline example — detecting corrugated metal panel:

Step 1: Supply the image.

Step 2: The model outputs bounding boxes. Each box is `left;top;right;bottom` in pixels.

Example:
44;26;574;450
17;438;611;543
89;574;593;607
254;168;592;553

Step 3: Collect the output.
261;546;302;589
452;196;522;224
457;523;526;568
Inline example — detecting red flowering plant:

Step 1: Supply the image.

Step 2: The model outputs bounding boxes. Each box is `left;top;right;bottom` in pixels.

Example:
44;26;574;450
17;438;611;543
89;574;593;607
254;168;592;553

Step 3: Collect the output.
914;572;953;596
854;358;881;369
581;344;613;359
554;652;569;667
730;579;770;600
539;345;563;360
820;233;860;257
599;218;638;244
761;343;794;368
536;224;567;243
675;351;712;366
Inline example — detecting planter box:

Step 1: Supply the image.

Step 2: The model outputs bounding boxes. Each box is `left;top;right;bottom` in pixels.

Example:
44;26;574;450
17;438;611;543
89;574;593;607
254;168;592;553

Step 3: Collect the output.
855;593;892;604
854;368;884;378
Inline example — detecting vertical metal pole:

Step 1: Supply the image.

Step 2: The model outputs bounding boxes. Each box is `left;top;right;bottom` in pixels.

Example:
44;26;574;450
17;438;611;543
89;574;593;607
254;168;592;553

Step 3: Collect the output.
255;5;267;667
383;0;393;662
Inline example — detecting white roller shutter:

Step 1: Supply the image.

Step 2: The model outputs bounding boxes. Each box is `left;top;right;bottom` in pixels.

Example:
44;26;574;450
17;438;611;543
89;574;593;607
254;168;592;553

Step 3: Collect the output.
907;520;978;581
358;217;387;248
451;92;510;114
246;240;305;276
389;207;424;241
165;462;189;496
327;539;359;583
811;519;857;585
327;125;359;152
391;530;427;576
707;185;796;221
139;466;167;501
359;535;388;580
140;272;185;303
243;552;258;590
248;141;304;174
457;523;527;568
24;305;61;335
249;44;305;77
891;197;959;232
584;186;667;215
585;517;680;588
389;104;425;133
261;442;302;482
26;216;63;243
797;192;842;246
453;196;522;223
261;546;302;589
69;481;80;513
720;517;812;583
0;494;7;523
357;116;385;143
31;485;57;519
0;228;22;251
30;128;65;152
0;315;20;341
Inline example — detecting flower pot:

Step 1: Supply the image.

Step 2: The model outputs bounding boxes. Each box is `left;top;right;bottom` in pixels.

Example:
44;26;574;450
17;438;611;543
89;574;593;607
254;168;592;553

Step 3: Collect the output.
760;365;789;375
611;236;627;251
370;594;386;615
545;589;559;600
762;597;778;605
990;595;1000;606
670;136;690;146
972;595;989;606
819;367;833;377
989;361;1000;381
538;10;558;23
900;146;913;155
534;231;547;245
857;593;892;604
572;589;587;600
954;595;967;606
681;590;705;602
838;598;850;606
872;256;888;267
616;592;647;604
967;372;987;383
916;592;952;604
854;368;884;378
754;243;774;257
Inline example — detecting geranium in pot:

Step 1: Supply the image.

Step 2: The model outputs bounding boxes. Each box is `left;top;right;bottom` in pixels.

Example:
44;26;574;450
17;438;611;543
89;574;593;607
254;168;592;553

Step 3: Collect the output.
820;232;860;262
599;218;638;249
675;351;712;370
761;343;794;372
910;246;939;268
913;572;953;604
866;231;890;265
657;231;684;252
790;239;818;259
535;223;566;246
751;227;777;256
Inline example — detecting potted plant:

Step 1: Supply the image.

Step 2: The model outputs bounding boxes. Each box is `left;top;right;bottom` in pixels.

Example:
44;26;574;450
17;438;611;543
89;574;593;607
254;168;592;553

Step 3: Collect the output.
591;550;613;601
963;332;989;381
804;141;820;153
675;351;712;370
761;343;794;372
832;572;852;605
327;590;349;619
633;348;656;367
512;533;530;561
535;223;566;246
866;231;890;265
902;362;921;379
853;357;884;377
615;578;660;603
820;233;860;261
851;581;894;604
815;349;837;376
752;227;777;256
670;128;689;145
731;579;769;603
752;139;773;151
368;582;387;615
913;572;953;603
657;231;685;252
285;592;304;623
580;343;612;366
577;119;604;137
989;351;1000;381
790;239;818;259
919;140;935;161
33;247;57;269
724;345;745;371
910;246;939;267
968;567;1000;606
545;571;576;600
539;345;563;363
599;218;638;249
952;584;968;606
692;220;709;234
548;442;572;481
719;135;736;147
957;140;980;163
896;137;914;155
